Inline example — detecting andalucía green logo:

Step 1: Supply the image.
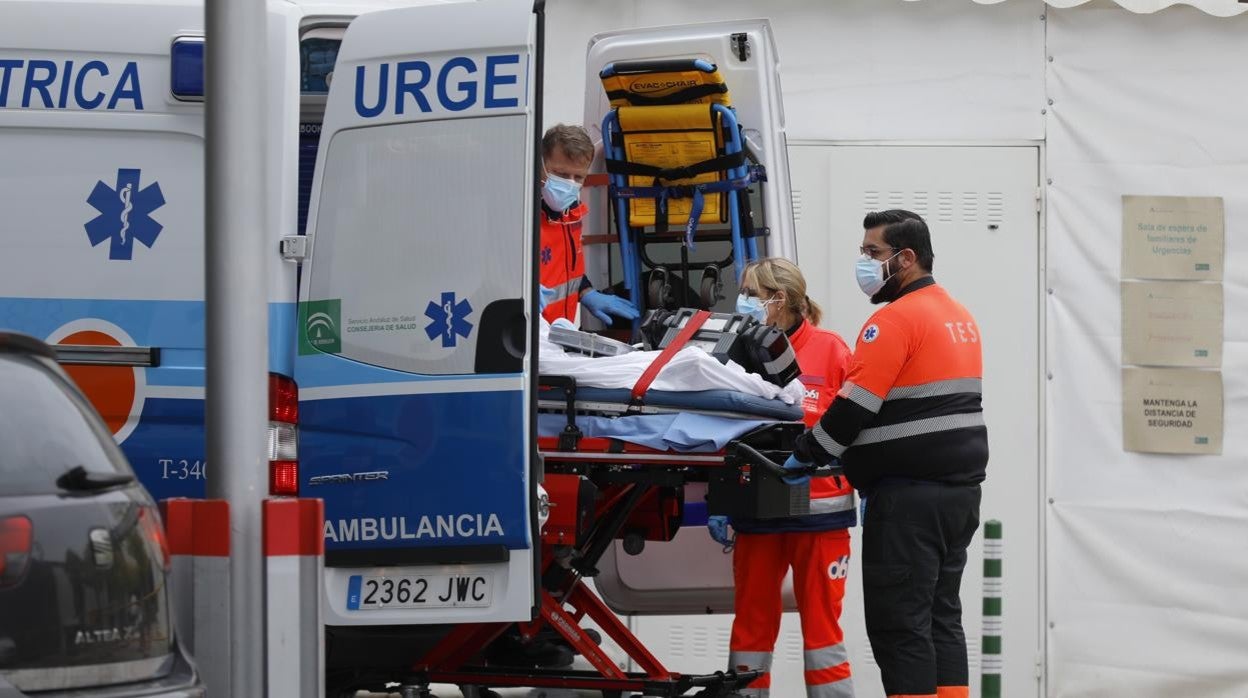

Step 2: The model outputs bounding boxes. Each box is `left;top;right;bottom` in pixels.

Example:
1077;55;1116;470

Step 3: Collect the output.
300;299;341;355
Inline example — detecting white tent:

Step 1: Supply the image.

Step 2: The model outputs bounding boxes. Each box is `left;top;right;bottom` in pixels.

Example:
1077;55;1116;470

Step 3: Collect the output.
934;0;1247;16
547;1;1248;695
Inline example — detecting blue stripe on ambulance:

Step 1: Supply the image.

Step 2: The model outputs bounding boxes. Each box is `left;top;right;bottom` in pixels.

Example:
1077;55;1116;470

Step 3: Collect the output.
0;298;296;378
0;298;298;501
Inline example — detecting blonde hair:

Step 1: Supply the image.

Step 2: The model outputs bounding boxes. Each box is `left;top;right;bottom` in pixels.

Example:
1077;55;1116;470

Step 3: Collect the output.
741;257;823;326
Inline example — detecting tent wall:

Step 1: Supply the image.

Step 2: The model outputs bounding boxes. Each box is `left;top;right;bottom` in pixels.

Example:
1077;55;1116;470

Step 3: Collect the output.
1045;5;1248;695
545;1;1248;695
546;0;1047;142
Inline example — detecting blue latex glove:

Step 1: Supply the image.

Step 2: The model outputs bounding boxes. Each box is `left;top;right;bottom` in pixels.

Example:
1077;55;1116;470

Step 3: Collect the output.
781;454;812;486
707;515;733;550
539;285;556;311
581;290;640;325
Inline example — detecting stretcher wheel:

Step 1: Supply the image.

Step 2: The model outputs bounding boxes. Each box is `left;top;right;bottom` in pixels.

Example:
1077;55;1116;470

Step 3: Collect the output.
622;532;646;555
646;269;672;309
699;266;722;308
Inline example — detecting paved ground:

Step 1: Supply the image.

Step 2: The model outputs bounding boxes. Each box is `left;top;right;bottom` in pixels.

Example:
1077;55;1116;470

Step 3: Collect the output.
358;658;606;697
363;689;595;697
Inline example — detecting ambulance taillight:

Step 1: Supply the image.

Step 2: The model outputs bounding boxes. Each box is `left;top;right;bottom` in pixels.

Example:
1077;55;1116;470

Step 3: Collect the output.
267;374;299;496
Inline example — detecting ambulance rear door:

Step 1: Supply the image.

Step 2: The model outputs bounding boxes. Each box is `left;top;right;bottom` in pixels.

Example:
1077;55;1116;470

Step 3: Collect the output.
580;20;799;616
293;0;541;626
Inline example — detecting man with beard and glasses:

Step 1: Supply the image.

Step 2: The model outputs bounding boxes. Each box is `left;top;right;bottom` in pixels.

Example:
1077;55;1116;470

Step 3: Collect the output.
784;210;989;698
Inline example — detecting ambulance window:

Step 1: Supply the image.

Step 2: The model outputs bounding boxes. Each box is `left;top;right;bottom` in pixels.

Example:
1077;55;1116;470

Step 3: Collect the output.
298;28;344;234
300;37;340;93
307;116;527;375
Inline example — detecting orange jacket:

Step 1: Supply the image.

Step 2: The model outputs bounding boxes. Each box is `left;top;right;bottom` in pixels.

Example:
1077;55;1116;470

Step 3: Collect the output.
791;320;856;520
539;202;589;323
796;277;988;492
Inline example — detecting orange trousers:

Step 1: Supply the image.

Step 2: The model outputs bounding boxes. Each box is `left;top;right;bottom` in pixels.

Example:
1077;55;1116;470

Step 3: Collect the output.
728;529;854;698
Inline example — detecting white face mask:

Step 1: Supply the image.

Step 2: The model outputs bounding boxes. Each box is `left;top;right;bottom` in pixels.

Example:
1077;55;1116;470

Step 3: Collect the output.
541;172;582;212
855;251;901;296
736;293;779;323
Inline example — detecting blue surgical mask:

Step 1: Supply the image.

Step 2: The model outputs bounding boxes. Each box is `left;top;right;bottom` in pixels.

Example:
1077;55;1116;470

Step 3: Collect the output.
542;172;582;212
736;293;777;323
855;251;900;296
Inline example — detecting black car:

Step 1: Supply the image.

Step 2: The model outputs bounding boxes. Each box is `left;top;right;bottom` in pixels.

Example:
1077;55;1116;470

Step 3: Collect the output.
0;333;203;697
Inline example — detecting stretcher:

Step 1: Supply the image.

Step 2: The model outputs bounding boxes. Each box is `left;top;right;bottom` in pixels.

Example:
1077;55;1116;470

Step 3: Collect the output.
410;312;842;697
600;59;767;317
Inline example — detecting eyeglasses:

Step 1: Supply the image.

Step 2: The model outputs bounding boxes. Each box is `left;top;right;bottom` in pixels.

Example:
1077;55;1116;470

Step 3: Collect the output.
859;245;900;260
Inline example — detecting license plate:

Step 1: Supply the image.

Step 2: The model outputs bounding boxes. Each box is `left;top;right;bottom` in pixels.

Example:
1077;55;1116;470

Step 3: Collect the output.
346;573;492;610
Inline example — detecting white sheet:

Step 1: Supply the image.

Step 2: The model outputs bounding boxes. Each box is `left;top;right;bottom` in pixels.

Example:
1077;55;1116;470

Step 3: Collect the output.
537;318;805;405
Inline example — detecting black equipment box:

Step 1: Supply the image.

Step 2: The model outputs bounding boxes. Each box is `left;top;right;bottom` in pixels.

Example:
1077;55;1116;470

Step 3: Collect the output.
706;423;813;519
640;308;801;388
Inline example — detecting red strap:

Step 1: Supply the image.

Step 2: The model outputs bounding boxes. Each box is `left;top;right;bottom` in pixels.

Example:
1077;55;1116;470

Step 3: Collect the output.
631;310;711;403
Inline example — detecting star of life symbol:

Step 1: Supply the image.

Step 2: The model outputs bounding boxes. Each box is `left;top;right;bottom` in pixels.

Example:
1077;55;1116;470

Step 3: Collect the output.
862;324;880;343
85;169;165;260
425;291;474;348
541;246;553;265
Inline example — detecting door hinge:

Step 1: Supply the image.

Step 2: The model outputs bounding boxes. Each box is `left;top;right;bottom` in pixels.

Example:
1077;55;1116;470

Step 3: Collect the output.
280;235;308;262
731;33;751;62
1035;187;1043;213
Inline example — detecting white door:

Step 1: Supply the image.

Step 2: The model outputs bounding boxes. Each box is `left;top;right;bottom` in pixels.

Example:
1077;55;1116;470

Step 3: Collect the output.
623;145;1042;697
792;144;1042;697
295;0;540;627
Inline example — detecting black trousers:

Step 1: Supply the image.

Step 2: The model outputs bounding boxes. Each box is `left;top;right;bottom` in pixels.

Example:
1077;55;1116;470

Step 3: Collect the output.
862;479;981;696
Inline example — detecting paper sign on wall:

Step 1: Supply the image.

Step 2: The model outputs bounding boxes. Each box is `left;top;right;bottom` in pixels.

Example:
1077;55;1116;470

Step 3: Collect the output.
1121;195;1224;281
1122;367;1223;455
1121;281;1223;368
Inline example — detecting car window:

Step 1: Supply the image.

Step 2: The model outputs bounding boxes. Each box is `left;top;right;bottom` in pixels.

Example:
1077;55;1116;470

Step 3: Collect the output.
0;354;131;495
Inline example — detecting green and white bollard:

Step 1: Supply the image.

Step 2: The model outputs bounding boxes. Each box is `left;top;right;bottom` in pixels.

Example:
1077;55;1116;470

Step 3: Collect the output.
982;520;1003;698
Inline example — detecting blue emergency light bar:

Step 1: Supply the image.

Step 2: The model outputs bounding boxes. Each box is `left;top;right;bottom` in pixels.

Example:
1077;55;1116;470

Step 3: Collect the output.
171;37;205;100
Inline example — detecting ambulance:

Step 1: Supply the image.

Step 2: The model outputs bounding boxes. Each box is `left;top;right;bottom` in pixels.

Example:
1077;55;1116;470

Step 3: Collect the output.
0;0;797;690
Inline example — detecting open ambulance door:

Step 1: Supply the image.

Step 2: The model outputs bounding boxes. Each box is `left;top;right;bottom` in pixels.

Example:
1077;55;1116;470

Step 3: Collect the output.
580;20;800;614
293;0;541;628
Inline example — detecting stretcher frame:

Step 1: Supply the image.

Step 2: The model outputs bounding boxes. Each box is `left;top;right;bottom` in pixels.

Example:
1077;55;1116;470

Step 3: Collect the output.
408;371;835;697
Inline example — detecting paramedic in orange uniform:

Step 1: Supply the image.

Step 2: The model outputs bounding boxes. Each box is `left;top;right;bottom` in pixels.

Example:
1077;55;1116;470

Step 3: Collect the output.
789;211;988;698
538;124;639;326
707;258;857;698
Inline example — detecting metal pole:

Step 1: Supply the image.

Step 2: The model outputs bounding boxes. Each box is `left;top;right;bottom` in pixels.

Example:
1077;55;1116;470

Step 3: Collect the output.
982;519;1003;698
205;0;269;694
